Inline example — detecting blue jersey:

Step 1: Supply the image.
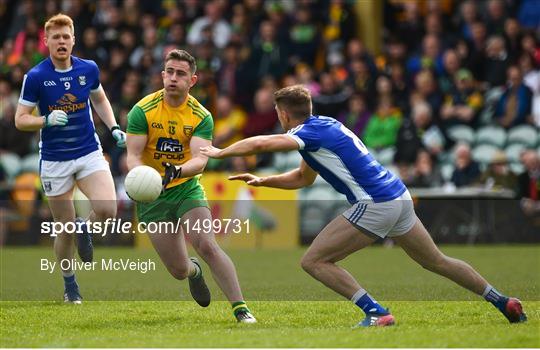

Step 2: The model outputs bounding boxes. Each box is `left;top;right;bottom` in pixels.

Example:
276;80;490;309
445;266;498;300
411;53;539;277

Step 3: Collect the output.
287;115;406;203
18;56;101;161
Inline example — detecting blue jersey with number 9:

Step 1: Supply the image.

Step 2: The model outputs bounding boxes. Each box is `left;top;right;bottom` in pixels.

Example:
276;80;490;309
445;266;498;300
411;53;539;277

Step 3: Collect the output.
286;115;406;203
18;56;102;161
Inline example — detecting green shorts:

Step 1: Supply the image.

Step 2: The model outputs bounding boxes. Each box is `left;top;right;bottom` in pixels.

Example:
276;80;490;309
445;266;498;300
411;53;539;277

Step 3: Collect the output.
136;177;208;223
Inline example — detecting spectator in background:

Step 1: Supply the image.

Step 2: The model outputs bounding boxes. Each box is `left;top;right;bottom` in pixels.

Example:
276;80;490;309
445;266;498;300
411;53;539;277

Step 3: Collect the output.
346;58;376;108
336;93;371;137
246;20;289;85
165;22;186;47
129;27;164;69
440;69;484;128
503;18;522;63
517;150;540;215
483;35;510;88
213;95;247;148
7;18;46;66
424;12;453;50
409;150;444;188
465;21;488;78
362;97;402;150
78;27;108;67
439;49;462;95
479;151;517;190
347;38;377;71
389;63;409;113
485;0;507;36
0;78;18;118
97;5;123;50
187;1;231;49
395;1;423;52
451;143;481;187
494;66;533;128
313;72;351;117
322;0;357;50
190;67;218;116
413;70;443;122
406;34;445;77
0;100;35;157
216;43;244;104
289;6;320;66
457;0;480;41
229;3;250;44
243;88;278;138
295;63;320;97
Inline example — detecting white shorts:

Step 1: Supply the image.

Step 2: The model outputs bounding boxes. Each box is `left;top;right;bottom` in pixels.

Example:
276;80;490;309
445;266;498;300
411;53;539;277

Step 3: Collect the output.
343;190;416;239
40;150;111;197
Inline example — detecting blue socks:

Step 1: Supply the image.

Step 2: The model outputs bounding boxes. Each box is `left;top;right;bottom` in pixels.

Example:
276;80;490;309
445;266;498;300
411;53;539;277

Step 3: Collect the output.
63;271;78;292
483;284;508;311
351;288;388;315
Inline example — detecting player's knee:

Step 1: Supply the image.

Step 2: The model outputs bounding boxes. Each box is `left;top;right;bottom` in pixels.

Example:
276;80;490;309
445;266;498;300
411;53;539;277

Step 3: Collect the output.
93;204;117;221
300;255;317;275
194;239;220;260
168;264;190;280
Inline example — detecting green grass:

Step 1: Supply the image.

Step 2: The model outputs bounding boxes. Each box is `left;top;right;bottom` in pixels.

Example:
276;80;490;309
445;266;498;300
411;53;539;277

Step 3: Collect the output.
1;245;539;347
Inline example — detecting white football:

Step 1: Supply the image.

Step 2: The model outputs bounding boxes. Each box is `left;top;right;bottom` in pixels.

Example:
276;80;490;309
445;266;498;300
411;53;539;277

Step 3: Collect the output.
124;165;162;202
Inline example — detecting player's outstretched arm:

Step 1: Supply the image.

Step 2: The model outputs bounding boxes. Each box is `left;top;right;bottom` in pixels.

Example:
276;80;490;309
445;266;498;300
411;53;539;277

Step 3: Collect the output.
200;134;299;159
90;86;126;147
177;136;211;178
229;160;317;190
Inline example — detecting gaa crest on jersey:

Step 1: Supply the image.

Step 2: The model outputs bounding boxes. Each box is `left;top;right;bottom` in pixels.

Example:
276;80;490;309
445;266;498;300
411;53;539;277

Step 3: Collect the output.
183;126;193;137
169;125;176;135
43;181;52;193
78;75;86;86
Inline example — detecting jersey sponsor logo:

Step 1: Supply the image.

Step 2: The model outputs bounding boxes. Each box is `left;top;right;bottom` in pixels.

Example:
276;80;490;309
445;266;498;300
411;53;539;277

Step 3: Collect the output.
47;93;87;113
183;126;193;137
44;80;57;86
78;75;86;86
57;93;78;105
154;137;184;160
59;77;73;82
151;122;164;129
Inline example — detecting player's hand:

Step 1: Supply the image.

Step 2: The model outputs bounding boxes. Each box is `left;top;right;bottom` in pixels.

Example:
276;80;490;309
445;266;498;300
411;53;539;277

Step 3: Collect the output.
199;145;224;159
228;173;265;186
162;162;182;189
111;126;126;148
44;110;68;127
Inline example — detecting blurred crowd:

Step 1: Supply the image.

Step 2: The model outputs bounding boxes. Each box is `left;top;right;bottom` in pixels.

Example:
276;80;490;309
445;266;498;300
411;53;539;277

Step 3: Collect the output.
0;0;539;200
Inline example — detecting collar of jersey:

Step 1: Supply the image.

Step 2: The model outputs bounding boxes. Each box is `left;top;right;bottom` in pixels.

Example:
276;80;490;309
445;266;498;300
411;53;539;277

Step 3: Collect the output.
48;56;74;73
164;93;191;109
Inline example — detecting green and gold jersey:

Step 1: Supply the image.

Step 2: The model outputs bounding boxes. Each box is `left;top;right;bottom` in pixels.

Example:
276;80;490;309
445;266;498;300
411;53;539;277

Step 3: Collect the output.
127;90;213;188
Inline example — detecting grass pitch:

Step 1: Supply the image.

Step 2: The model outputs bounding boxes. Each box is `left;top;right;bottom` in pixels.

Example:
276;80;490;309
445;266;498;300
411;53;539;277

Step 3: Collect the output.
1;245;539;347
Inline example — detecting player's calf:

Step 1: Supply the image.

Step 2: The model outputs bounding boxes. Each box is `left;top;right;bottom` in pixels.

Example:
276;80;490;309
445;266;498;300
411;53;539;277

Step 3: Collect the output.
76;218;93;263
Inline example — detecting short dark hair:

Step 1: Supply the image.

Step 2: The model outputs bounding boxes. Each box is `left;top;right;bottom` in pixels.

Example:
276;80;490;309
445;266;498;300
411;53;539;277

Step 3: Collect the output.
164;49;197;74
273;85;312;120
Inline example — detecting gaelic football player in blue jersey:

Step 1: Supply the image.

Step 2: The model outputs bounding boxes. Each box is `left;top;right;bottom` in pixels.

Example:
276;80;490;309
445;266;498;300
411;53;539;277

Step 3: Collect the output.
15;14;126;304
201;85;527;326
